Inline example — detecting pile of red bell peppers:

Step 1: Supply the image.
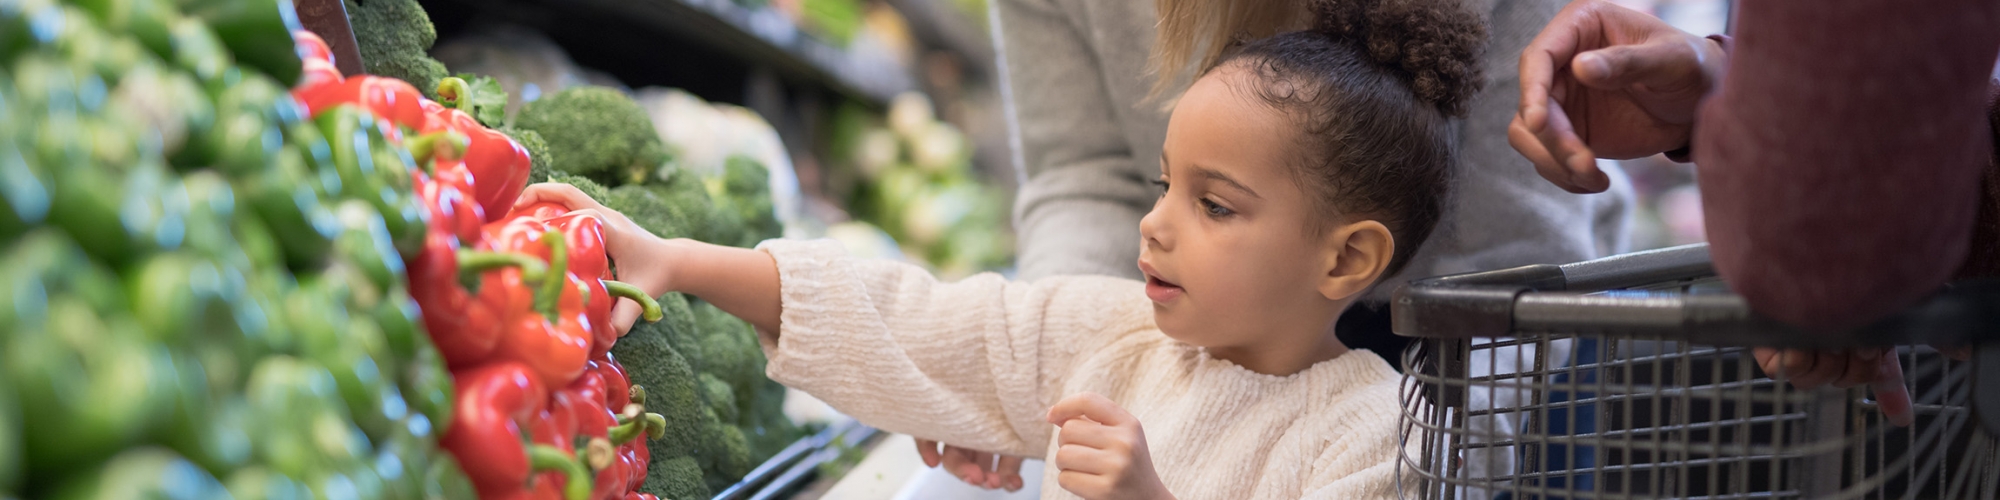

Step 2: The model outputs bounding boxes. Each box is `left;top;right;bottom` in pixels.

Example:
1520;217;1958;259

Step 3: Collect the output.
293;31;669;500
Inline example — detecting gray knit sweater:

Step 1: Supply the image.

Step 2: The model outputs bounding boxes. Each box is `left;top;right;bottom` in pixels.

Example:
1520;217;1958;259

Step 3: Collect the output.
994;0;1632;297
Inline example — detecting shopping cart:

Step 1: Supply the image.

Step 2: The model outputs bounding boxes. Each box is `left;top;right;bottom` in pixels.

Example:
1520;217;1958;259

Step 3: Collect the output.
1391;243;2000;499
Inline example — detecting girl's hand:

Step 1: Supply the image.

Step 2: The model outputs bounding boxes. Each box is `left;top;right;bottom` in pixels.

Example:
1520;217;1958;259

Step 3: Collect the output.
1045;393;1173;500
916;439;1026;491
514;182;674;334
1753;347;1912;427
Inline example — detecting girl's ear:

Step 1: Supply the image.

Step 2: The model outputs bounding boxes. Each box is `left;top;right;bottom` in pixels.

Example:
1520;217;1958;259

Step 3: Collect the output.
1317;220;1394;302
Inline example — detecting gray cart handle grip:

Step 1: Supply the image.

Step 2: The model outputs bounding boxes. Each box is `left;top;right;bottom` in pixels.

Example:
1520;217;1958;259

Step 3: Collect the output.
1391;243;2000;349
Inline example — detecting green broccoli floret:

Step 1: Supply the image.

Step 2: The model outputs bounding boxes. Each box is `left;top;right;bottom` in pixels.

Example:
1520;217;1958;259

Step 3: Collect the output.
601;185;689;241
713;155;782;246
499;127;555;184
345;0;448;97
513;86;667;186
648;456;710;500
609;296;707;461
697;372;738;424
702;420;752;493
543;172;609;206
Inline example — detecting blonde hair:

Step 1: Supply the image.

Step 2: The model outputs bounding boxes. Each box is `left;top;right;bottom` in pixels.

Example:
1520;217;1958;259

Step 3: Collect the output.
1147;0;1311;101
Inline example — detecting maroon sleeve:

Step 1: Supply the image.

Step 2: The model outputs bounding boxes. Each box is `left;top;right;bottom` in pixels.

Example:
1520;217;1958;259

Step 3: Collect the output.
1693;1;2000;331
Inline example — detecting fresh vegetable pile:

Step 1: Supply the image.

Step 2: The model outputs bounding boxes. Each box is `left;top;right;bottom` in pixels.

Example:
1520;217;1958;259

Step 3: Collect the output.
0;0;467;496
516;84;803;498
296;31;683;499
831;92;1011;279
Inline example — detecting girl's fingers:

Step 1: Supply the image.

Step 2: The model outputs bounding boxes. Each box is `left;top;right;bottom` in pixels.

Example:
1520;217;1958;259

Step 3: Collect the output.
996;455;1026;492
1055;470;1108;499
1055;418;1118;450
1047;392;1133;427
515;182;602;211
914;439;943;468
943;447;987;486
1052;444;1116;476
1871;354;1914;427
611;300;644;336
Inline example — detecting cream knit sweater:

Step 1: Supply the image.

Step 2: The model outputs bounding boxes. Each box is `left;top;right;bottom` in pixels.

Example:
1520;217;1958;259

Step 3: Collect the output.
757;239;1409;499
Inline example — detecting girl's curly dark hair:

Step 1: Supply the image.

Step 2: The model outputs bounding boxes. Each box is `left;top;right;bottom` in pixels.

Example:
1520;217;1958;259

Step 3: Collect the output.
1207;0;1486;278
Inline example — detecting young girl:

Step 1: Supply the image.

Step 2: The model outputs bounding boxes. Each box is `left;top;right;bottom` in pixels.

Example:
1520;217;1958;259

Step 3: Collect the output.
521;0;1482;496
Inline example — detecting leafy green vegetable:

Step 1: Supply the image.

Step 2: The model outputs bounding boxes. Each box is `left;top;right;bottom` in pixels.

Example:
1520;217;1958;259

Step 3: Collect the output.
449;74;509;128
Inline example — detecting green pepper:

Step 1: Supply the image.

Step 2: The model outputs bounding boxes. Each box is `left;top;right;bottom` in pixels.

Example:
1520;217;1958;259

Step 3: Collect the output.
317;320;402;442
280;119;341;198
333;199;406;294
0;0;63;62
112;61;216;163
160;360;254;477
372;414;442;500
319;105;428;256
225;466;313;500
1;232;179;476
400;339;455;436
423;454;476;500
168;15;229;83
6;296;179;476
175;0;302;85
0;103;50;240
70;0;178;60
0;378;18;492
244;355;349;479
244;146;338;269
375;289;423;365
230;200;282;270
45;447;230;500
126;251;243;344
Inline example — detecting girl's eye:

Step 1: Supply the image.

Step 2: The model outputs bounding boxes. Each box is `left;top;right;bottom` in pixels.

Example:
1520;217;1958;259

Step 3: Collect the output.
1150;179;1170;198
1199;198;1233;217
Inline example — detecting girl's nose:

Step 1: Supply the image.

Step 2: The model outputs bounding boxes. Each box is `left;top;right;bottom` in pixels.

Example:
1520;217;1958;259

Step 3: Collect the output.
1140;198;1170;251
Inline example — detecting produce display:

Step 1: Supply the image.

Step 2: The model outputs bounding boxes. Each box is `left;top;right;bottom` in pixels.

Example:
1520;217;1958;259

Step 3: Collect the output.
832;92;1011;279
0;0;467;497
517;81;805;499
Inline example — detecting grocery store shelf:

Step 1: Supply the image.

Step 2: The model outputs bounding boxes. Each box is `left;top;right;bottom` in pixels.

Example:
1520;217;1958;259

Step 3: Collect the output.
435;0;915;106
881;0;994;77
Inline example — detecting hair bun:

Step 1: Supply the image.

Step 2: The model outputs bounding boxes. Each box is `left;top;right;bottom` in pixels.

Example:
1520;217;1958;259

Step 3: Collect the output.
1311;0;1486;116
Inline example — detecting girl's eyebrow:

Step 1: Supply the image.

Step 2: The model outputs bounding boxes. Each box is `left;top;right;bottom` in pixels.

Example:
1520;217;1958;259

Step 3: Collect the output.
1188;164;1262;200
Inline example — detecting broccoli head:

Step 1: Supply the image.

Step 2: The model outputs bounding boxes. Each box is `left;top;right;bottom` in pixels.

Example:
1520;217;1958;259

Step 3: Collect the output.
697;372;739;425
647;456;710;500
345;0;448;97
513;86;668;186
711;156;782;246
543;172;609;206
701;421;752;493
602;185;690;241
499;126;555;184
608;298;707;460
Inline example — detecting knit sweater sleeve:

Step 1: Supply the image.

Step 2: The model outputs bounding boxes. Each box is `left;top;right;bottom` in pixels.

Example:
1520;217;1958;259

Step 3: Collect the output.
1299;380;1408;500
753;239;1147;458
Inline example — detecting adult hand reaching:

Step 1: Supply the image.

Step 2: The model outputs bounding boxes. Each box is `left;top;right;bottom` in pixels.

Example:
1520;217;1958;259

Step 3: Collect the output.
1509;0;1727;193
1752;348;1913;427
916;439;1026;491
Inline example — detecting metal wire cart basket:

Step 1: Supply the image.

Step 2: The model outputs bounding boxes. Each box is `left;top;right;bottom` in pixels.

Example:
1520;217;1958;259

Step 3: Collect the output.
1391;244;2000;499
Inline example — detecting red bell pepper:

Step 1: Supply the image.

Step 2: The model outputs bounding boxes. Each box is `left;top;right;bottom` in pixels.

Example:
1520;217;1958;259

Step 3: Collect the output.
481;224;595;388
508;206;665;357
436;77;533;223
440;362;593;500
295;75;431;132
293;30;342;88
411;240;546;369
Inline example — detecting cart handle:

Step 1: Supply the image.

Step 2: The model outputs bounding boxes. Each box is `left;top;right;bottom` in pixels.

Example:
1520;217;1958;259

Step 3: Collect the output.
1391;243;2000;349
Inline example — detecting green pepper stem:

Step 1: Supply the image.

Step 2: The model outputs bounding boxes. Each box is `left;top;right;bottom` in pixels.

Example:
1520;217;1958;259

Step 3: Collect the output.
457;250;548;283
644;413;667;440
603;280;664;323
629;385;647;406
526;444;593;500
584;438;617;471
403;130;470;169
607;412;647;445
436;77;471;110
535;230;568;320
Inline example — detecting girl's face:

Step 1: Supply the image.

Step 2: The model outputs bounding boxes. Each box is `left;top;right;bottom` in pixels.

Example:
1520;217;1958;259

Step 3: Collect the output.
1139;65;1350;354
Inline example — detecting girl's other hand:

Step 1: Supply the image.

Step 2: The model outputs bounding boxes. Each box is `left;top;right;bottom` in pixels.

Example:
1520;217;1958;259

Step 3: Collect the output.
916;439;1026;491
1046;393;1173;500
1753;347;1913;427
515;182;674;334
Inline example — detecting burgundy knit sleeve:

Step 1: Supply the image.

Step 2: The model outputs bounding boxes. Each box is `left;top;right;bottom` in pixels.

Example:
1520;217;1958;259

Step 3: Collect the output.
1692;1;2000;331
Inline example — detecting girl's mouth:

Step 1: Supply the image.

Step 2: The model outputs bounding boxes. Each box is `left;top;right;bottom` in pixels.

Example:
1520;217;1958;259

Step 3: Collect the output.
1145;275;1184;303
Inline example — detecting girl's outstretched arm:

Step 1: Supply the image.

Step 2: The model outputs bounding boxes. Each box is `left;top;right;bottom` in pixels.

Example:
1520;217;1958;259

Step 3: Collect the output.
513;183;781;335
